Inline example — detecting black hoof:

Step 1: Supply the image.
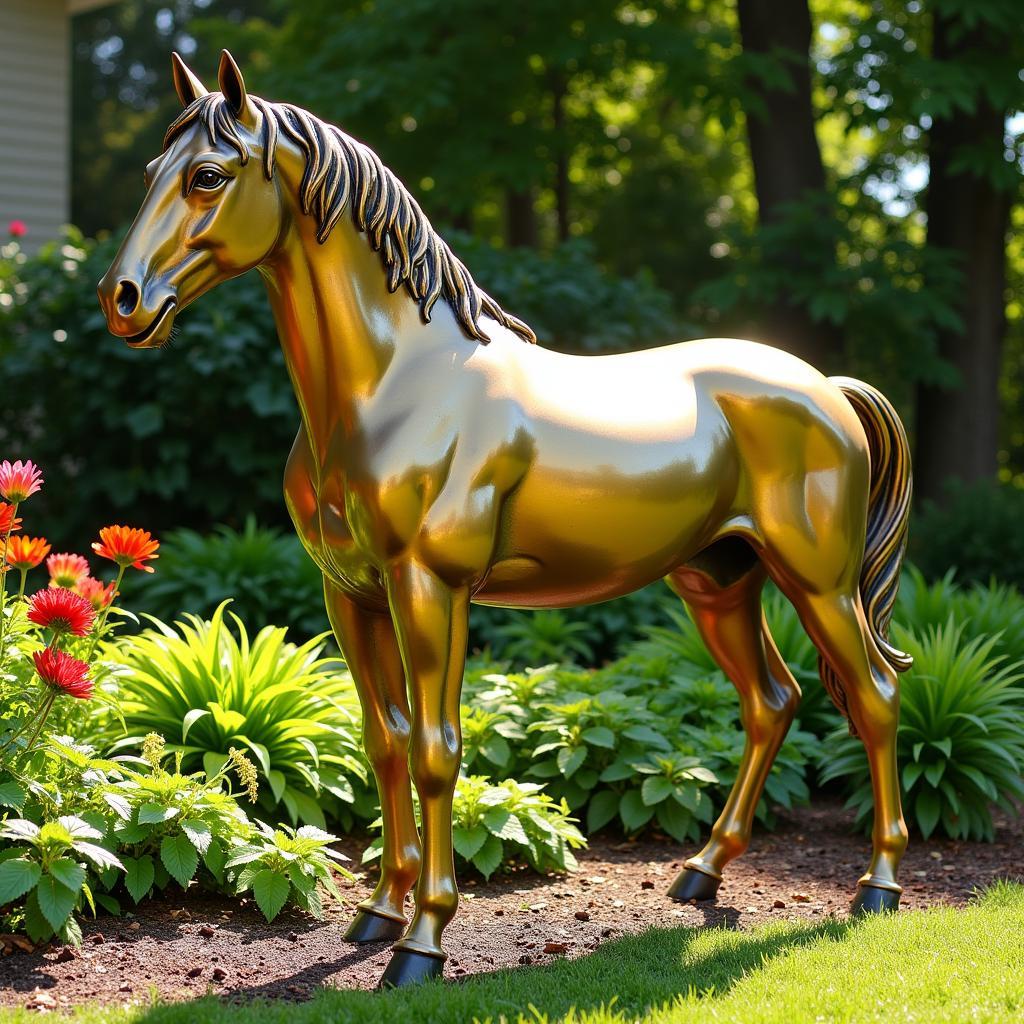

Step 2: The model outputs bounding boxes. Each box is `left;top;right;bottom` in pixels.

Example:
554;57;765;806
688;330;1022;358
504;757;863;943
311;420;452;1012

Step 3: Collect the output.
378;948;445;989
344;909;406;944
851;884;900;915
667;867;721;903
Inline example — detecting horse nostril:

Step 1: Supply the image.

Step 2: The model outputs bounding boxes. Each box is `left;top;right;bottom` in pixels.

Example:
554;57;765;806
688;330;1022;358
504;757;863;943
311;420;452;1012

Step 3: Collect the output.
115;279;141;317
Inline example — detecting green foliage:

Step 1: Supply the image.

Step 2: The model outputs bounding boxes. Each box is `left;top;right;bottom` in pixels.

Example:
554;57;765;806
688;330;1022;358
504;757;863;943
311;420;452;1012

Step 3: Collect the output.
820;621;1024;840
121;519;329;639
0;736;352;943
363;775;585;880
910;482;1024;591
103;603;372;828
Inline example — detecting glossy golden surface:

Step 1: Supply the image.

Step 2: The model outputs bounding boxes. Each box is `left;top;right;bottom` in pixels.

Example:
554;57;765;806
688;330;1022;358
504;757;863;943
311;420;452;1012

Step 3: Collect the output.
98;51;914;984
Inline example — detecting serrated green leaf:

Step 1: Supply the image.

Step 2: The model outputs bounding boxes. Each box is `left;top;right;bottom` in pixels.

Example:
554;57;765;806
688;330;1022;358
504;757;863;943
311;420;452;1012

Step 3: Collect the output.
161;834;199;889
641;776;675;806
453;825;489;859
471;834;504;879
251;869;291;922
138;803;179;825
181;819;213;854
123;855;156;904
0;858;41;904
48;858;85;895
36;875;77;932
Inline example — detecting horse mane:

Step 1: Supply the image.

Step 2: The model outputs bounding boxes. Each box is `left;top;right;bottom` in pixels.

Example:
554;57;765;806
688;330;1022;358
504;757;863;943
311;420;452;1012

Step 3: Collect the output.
163;93;536;346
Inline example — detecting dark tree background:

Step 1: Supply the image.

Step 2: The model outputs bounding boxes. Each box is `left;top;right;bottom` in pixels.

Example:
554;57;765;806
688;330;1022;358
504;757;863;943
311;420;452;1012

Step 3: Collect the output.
27;0;1023;532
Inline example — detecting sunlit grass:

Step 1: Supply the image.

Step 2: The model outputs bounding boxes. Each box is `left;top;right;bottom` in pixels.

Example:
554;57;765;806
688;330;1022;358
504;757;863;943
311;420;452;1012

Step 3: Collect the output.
3;881;1022;1024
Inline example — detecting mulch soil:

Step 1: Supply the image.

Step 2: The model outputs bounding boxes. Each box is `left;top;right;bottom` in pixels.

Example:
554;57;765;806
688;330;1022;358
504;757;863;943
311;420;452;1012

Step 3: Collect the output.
3;797;1023;1012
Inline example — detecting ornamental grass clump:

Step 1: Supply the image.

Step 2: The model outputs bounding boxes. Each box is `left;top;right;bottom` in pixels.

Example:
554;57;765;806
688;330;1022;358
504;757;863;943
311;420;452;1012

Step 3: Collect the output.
820;619;1024;840
106;602;371;828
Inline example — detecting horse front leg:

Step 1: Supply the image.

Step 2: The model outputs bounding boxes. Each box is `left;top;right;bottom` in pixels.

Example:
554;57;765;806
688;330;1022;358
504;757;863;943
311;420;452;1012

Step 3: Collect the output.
323;580;421;942
379;560;468;988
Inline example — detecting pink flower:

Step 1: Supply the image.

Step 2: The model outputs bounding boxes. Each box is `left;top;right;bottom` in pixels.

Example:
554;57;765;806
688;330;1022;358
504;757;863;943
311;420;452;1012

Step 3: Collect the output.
33;649;91;699
8;221;26;239
0;460;43;503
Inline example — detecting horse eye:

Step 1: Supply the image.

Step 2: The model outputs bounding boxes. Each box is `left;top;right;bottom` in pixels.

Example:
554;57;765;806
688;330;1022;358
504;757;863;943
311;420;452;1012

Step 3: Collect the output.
193;169;226;191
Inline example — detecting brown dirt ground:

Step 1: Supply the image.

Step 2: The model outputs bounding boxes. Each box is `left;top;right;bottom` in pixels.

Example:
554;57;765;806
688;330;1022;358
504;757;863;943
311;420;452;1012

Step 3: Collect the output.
2;797;1023;1011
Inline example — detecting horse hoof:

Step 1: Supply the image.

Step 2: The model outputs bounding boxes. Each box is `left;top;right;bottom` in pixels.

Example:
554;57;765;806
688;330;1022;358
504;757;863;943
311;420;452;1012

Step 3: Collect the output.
667;867;721;903
344;909;406;944
850;884;900;915
378;949;445;988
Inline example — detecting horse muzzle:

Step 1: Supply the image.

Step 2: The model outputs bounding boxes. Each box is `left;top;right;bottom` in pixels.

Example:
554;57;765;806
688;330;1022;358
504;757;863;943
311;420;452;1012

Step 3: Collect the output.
97;274;177;349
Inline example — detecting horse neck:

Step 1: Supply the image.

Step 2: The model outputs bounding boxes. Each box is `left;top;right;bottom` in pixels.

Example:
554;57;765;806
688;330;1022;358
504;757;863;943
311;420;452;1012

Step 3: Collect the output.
259;216;434;465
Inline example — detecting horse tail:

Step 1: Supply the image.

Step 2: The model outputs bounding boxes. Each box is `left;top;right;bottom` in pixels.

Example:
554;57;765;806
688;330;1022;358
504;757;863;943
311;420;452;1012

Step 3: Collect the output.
826;377;913;722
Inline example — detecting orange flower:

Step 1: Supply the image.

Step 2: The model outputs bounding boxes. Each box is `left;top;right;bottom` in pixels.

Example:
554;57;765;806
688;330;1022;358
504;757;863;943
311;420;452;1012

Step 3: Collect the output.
0;503;21;536
92;526;159;573
33;648;91;699
0;460;43;503
5;536;51;571
27;587;96;637
76;576;117;611
47;552;90;589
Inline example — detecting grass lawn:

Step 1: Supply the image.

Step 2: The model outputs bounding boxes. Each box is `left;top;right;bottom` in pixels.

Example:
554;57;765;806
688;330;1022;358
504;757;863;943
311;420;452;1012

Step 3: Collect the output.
3;881;1022;1024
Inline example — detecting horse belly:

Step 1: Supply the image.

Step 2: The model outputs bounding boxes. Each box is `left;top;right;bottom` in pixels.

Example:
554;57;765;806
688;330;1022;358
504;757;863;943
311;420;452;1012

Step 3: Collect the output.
476;433;738;609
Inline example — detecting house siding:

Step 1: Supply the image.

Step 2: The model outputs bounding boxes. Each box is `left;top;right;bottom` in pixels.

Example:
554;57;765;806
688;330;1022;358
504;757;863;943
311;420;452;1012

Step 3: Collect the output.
0;0;70;250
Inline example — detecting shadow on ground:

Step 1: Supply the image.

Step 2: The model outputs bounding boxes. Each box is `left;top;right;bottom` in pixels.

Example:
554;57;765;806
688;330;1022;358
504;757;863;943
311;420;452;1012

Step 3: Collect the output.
125;913;857;1024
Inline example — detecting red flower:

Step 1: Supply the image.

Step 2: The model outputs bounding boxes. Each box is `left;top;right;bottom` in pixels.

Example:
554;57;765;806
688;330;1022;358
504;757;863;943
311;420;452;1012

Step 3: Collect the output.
75;576;117;611
0;503;21;536
0;460;43;503
27;587;96;636
92;526;159;573
47;552;90;589
33;648;91;699
8;220;26;239
5;536;51;571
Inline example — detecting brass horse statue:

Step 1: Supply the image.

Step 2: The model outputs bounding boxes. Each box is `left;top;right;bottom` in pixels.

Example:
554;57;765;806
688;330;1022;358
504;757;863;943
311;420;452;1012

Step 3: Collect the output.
99;51;913;987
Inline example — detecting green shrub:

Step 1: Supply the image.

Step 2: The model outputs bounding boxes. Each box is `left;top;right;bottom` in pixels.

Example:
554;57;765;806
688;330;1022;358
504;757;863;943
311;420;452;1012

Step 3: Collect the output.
820;620;1024;840
104;603;373;829
363;775;586;879
121;519;329;639
0;736;352;944
911;481;1024;590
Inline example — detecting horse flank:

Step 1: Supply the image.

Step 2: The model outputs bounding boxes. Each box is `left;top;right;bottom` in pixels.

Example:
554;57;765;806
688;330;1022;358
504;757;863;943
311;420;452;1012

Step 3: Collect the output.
163;92;537;347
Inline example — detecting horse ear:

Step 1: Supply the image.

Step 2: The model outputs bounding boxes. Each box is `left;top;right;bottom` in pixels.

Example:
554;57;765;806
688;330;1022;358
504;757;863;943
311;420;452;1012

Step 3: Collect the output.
171;52;207;107
218;49;254;124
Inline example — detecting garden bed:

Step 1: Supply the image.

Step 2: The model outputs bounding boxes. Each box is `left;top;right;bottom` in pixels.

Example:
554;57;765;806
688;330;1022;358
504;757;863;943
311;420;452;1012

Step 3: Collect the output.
3;796;1022;1012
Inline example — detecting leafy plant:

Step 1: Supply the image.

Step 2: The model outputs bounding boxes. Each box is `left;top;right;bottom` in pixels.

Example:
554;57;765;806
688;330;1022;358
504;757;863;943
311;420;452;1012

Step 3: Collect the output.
492;610;596;667
104;603;372;828
820;620;1024;840
363;775;586;880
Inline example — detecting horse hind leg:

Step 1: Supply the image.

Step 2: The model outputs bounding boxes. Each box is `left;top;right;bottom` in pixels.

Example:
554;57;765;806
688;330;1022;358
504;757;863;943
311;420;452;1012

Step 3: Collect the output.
665;538;801;902
780;584;907;912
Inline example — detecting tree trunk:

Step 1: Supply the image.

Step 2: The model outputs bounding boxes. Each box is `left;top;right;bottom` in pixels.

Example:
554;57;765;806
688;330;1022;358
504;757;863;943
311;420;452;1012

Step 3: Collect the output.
735;0;843;371
551;73;570;243
505;188;538;248
914;11;1013;504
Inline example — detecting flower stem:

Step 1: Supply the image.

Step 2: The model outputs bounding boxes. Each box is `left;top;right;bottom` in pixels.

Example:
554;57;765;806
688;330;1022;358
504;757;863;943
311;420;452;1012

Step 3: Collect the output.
85;565;125;663
0;501;19;663
20;690;56;756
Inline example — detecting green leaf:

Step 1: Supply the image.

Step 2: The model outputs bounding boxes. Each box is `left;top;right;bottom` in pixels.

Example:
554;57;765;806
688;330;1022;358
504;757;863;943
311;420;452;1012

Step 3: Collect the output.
619;789;655;831
0;780;26;810
181;819;213;854
36;875;77;932
203;751;229;780
71;842;124;873
0;858;41;904
453;825;489;859
557;745;587;778
586;790;620;833
656;799;695;844
915;787;941;840
123;855;156;904
471;834;504;879
138;803;179;825
204;840;226;882
641;776;675;807
483;808;529;845
48;859;86;895
23;890;54;943
182;708;210;743
96;894;121;916
581;726;615;749
251;869;291;922
160;835;199;889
